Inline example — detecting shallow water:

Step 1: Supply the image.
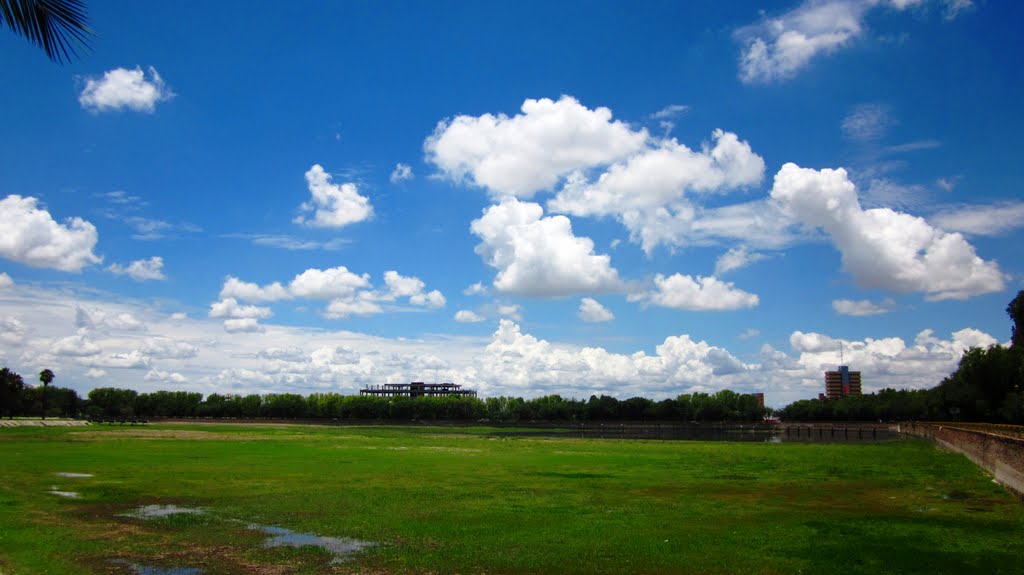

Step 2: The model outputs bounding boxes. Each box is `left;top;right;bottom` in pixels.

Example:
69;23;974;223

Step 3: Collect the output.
124;505;204;519
247;523;375;563
111;559;202;575
48;488;79;498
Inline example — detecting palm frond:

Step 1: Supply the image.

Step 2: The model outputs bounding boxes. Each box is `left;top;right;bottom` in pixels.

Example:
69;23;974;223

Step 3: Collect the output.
0;0;91;63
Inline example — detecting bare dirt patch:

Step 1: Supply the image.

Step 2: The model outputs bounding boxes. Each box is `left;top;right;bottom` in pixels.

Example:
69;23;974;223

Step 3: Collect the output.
68;430;293;441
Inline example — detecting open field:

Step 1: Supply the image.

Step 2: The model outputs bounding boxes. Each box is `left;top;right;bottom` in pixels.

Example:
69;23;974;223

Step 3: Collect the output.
1;424;1023;574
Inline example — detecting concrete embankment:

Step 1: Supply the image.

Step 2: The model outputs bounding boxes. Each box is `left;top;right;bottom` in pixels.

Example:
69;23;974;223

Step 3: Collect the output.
900;422;1024;498
0;419;90;427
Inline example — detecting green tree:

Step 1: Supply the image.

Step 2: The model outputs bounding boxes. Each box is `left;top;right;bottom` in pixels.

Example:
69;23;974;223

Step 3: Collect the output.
0;367;25;418
1008;289;1024;348
37;368;53;419
1;0;91;63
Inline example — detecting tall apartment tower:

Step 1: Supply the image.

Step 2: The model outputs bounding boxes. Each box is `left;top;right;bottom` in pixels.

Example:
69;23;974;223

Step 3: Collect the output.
824;365;862;400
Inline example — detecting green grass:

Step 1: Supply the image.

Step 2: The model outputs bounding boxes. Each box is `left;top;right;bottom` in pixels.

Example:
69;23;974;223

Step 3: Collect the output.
1;424;1022;574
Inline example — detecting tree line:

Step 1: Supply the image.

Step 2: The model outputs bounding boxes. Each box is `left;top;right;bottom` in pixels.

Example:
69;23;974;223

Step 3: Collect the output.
0;383;768;423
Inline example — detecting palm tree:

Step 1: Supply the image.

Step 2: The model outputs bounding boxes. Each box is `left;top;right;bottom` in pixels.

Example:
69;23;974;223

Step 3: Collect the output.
1;0;91;63
38;368;54;419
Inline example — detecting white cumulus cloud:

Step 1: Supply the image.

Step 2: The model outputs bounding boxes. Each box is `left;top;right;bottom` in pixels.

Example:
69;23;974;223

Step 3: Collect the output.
549;130;765;254
208;298;272;320
0;195;101;272
425;96;648;198
0;273;12;288
79;66;174;113
578;298;614;322
108;256;166;281
294;164;373;228
770;163;1005;300
471;198;623;297
736;1;866;83
633;274;759;311
454;310;486;323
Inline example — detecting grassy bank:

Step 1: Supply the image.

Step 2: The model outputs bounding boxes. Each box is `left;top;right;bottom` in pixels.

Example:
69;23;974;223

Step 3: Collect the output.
1;424;1022;574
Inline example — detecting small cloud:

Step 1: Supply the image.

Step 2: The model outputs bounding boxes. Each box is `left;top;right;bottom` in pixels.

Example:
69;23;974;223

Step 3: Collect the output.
715;246;767;276
884;140;941;153
223;318;265;333
578;298;614;323
650;104;690;120
454;310;486;323
632;274;759;311
737;328;760;340
944;0;974;20
97;190;143;206
79;66;174;113
0;273;12;288
931;202;1024;236
497;304;521;320
842;103;892;142
463;282;487;296
390;163;414;183
935;177;956;191
294;164;373;229
832;298;895;316
224;233;350;251
108;256;166;281
85;368;107;379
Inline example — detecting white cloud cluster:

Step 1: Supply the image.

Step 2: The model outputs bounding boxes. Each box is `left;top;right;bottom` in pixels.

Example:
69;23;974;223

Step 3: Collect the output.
217;266;446;325
632;274;760;312
108;256;166;281
770;163;1005;300
0;195;101;272
0;273;12;288
785;326;997;394
735;0;956;84
832;298;895;316
294;164;373;228
0;284;1003;404
736;1;866;83
426;96;648;198
550;130;765;253
426;96;770;256
470;198;622;297
76;306;146;332
578;298;614;322
480;319;752;396
79;66;174;113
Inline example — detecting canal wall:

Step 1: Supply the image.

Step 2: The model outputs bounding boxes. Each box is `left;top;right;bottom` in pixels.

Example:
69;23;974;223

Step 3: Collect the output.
899;422;1024;498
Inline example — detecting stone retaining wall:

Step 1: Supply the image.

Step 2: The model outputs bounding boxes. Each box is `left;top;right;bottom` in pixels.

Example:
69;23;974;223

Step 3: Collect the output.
900;422;1024;498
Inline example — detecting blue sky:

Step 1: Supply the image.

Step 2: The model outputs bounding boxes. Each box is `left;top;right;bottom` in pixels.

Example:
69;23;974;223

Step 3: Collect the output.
1;0;1021;406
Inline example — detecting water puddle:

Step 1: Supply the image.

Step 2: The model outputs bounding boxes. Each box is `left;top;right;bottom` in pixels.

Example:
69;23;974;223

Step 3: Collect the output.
124;505;205;519
111;559;202;575
247;523;375;563
49;487;79;498
56;472;94;478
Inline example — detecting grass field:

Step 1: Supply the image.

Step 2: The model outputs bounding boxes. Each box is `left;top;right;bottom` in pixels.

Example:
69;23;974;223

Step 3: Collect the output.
1;423;1022;574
